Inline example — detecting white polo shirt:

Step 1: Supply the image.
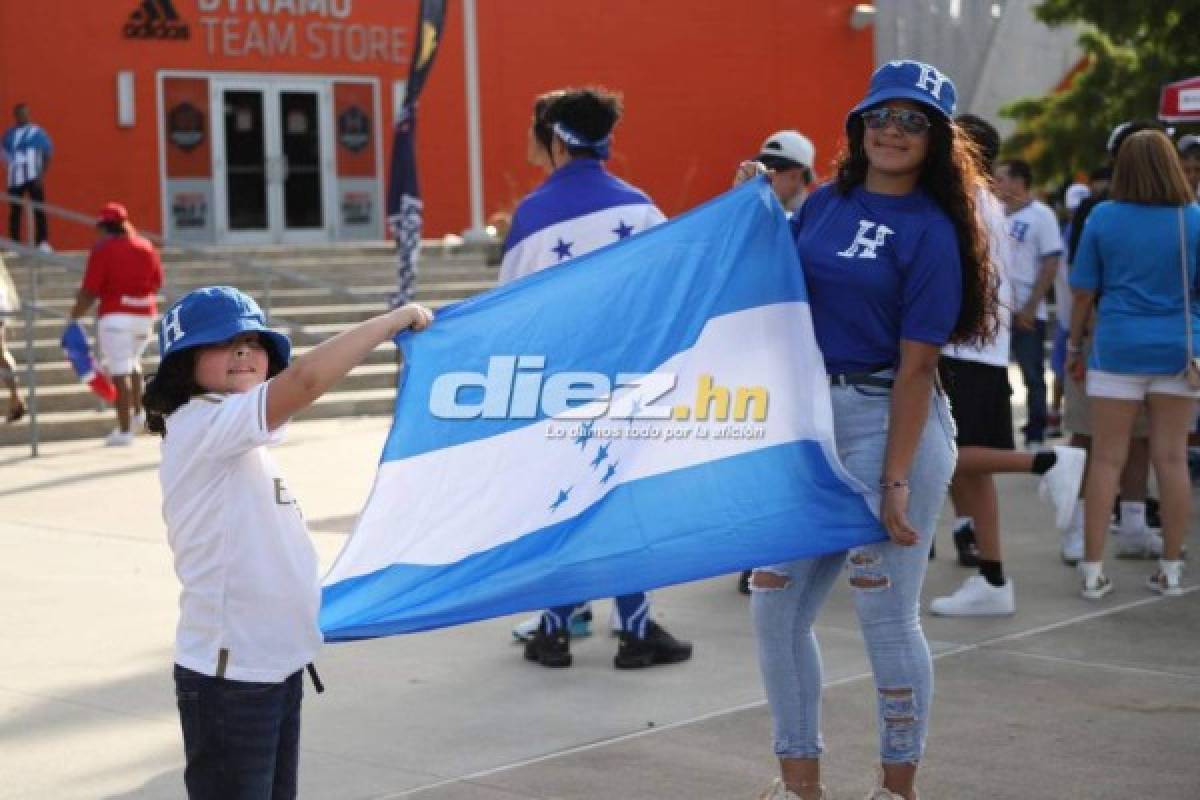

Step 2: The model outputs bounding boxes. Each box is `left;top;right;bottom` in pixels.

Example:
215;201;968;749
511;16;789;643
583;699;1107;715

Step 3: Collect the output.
1006;199;1063;321
944;188;1016;367
160;383;321;683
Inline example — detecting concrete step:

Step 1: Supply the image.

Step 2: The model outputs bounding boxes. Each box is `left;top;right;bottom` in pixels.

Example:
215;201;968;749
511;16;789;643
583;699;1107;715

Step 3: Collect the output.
8;294;465;362
0;385;397;447
14;280;494;310
25;362;400;414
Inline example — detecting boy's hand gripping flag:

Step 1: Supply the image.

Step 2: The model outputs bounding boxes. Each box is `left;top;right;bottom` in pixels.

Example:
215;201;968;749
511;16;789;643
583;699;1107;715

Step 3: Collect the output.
321;178;885;642
61;322;116;404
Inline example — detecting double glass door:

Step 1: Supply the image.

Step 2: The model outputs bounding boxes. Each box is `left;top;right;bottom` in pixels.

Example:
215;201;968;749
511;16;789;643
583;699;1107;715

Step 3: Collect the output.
213;79;332;243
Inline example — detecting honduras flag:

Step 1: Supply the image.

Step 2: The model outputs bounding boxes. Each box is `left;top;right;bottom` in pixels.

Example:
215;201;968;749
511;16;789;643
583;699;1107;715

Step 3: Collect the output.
320;178;884;642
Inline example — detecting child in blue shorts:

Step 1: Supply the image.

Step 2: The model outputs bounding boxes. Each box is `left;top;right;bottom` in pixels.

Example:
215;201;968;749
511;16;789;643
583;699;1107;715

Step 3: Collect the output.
143;286;432;799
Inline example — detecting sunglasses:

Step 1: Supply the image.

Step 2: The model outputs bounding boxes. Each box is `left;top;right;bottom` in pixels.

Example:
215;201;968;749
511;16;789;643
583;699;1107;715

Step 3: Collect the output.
861;107;931;135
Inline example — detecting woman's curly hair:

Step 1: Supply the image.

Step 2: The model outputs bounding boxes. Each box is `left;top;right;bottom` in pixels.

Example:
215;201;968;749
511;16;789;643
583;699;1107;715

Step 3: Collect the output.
835;111;999;347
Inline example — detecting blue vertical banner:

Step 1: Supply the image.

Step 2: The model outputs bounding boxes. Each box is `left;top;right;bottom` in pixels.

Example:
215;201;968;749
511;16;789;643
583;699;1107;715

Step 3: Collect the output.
387;0;448;308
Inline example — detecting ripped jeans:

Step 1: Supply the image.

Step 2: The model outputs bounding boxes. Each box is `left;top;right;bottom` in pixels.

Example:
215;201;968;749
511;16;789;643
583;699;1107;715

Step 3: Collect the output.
751;381;956;764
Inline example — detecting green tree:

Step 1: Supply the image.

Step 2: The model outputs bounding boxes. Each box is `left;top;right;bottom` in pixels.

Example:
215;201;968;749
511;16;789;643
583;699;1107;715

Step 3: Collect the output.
1000;0;1200;189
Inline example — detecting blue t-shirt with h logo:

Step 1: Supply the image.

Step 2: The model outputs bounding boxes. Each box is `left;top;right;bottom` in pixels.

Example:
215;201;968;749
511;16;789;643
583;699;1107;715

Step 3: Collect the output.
791;183;962;374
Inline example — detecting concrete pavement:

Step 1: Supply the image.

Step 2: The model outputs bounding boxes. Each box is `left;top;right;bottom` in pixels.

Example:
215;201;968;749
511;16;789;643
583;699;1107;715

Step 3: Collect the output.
1;416;1197;799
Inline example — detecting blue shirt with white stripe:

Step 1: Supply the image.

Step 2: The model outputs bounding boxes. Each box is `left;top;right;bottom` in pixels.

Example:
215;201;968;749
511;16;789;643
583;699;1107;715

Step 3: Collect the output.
2;124;52;188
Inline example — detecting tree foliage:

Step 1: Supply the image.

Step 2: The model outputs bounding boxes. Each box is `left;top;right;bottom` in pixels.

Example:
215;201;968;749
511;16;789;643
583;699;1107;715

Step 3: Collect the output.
1000;0;1200;188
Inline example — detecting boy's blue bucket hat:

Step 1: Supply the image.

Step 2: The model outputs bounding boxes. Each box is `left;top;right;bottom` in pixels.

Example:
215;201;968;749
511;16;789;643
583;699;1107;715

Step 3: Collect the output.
158;286;291;364
847;60;957;130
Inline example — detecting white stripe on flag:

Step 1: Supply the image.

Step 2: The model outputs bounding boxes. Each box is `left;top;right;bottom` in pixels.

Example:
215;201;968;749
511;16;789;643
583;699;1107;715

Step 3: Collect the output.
324;301;859;585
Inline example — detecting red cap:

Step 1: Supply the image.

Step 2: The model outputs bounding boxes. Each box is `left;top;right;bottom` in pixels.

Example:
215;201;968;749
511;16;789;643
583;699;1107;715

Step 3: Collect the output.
97;202;129;225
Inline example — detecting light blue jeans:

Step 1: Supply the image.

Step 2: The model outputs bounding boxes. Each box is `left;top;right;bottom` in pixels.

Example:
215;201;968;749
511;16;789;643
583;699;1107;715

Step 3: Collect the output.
751;381;956;764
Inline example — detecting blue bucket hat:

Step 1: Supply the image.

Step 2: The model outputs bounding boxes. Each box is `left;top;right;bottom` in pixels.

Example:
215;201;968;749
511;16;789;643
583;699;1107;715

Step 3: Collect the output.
847;60;957;131
158;286;291;365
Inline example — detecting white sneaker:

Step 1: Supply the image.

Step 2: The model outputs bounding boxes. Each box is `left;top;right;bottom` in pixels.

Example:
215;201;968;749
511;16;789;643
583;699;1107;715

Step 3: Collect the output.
36;241;53;254
1079;562;1113;599
758;779;826;800
133;410;147;432
1038;446;1087;530
104;429;135;447
865;790;906;800
930;575;1015;616
1060;525;1084;566
1116;529;1163;560
1147;560;1184;597
511;604;592;641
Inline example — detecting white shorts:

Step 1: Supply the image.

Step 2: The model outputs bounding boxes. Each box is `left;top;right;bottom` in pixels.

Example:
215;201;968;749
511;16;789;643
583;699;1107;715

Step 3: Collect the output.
97;313;153;375
1086;369;1200;401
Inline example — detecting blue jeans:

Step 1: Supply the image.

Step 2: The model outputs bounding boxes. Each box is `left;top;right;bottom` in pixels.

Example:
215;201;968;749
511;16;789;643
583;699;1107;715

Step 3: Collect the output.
751;382;956;764
174;665;303;800
1011;320;1047;441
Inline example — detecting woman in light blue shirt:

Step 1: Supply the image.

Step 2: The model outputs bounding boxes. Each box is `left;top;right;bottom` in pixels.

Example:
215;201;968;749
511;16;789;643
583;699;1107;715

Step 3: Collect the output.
1068;129;1200;599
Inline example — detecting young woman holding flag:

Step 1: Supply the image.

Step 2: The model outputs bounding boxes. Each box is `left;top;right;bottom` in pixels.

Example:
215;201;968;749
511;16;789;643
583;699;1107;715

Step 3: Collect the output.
738;61;996;800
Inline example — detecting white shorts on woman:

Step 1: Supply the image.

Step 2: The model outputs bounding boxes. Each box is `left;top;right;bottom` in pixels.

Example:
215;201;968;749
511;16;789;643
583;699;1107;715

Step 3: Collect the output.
1087;369;1200;400
97;313;153;375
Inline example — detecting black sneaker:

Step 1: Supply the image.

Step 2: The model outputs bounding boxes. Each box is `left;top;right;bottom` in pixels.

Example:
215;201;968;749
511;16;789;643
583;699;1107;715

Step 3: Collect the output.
523;620;572;668
737;570;752;595
953;523;980;568
613;620;693;669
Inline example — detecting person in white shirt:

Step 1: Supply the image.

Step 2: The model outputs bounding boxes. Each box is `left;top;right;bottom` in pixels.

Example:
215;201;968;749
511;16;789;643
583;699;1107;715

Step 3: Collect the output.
929;116;1085;617
754;129;817;213
143;286;432;800
995;158;1064;447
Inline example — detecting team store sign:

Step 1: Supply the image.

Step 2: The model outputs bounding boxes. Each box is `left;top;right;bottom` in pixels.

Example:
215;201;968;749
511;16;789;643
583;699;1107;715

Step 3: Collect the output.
196;0;408;63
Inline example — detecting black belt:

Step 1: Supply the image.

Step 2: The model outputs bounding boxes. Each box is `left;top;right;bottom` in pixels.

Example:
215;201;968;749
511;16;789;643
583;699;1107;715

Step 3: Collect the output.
828;372;895;389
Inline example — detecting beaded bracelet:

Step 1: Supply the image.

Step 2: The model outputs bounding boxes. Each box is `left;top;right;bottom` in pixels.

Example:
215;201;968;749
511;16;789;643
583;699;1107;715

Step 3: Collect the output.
879;479;909;491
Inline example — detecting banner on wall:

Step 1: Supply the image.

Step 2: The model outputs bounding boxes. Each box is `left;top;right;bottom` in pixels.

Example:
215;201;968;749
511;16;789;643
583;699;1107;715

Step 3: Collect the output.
387;0;447;308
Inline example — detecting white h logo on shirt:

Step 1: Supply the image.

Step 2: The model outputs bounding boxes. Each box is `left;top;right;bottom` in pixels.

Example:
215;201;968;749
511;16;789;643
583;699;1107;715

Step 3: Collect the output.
837;220;894;259
161;307;186;350
915;65;949;99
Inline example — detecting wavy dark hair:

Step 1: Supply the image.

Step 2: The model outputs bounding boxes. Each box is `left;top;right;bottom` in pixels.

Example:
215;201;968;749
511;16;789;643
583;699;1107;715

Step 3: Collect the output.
835;109;997;346
142;336;286;437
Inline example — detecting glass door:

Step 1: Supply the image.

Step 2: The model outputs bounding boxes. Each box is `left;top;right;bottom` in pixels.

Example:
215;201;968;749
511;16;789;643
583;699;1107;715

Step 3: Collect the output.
211;78;333;244
279;91;324;231
222;90;268;234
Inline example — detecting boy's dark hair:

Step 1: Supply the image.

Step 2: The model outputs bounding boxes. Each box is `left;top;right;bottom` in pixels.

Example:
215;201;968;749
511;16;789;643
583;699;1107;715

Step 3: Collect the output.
142;336;286;436
544;87;623;158
97;221;127;236
1089;165;1112;182
954;114;1000;175
1000;158;1033;187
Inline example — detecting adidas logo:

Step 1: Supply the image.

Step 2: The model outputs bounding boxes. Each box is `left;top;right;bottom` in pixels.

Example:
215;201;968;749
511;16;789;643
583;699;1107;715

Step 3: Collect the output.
123;0;190;40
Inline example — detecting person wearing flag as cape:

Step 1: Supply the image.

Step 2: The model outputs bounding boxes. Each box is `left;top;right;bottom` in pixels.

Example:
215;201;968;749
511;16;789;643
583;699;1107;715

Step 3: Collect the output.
738;61;996;800
499;87;693;670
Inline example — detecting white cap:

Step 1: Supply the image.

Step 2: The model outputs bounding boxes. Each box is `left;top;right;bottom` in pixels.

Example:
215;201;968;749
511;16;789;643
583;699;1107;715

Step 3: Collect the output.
758;130;815;170
1064;182;1091;211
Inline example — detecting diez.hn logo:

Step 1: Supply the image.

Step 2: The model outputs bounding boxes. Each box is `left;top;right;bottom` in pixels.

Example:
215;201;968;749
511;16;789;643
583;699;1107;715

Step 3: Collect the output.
124;0;190;40
429;356;769;422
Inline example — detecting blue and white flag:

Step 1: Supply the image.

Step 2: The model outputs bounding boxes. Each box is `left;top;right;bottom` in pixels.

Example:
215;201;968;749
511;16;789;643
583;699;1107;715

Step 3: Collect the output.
498;159;667;284
321;178;884;642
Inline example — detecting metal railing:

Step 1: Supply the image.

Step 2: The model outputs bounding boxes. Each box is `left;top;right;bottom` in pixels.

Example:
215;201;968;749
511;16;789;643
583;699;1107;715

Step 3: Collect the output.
2;196;390;457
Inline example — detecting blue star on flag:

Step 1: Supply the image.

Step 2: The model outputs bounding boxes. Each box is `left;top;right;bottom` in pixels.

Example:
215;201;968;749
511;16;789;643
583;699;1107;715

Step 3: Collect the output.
574;421;595;449
613;220;634;240
552;238;574;261
590;442;611;469
600;461;619;484
550;487;573;512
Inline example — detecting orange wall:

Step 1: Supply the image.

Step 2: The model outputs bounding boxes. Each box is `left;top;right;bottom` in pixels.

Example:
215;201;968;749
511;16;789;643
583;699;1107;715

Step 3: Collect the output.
0;1;873;250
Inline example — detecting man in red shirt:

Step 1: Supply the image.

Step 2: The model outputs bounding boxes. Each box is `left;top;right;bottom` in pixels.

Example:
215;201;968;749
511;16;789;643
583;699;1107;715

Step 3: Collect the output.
69;203;163;446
